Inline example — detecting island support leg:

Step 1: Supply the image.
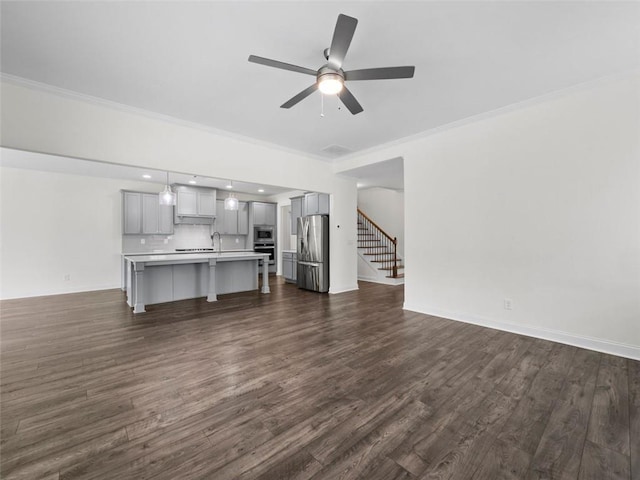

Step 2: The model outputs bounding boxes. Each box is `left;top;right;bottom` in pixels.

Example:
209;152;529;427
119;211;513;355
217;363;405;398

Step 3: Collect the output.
132;263;146;314
261;256;270;294
207;258;217;302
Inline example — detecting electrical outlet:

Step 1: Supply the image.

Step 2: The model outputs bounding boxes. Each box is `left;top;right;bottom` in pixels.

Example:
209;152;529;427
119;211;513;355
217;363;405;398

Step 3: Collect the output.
504;298;513;310
235;238;239;244
64;274;71;281
163;238;169;244
140;238;146;245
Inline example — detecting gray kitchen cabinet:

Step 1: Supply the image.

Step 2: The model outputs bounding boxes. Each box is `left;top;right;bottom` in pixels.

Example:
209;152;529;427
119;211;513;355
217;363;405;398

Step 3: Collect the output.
238;201;249;234
304;192;330;216
176;189;197;216
252;202;277;226
123;191;142;234
282;251;297;283
175;186;216;218
158;204;174;234
253;202;265;225
198;192;216;216
215;200;239;234
142;194;159;234
290;196;303;235
174;186;217;225
123;191;174;235
214;200;248;235
265;203;276;225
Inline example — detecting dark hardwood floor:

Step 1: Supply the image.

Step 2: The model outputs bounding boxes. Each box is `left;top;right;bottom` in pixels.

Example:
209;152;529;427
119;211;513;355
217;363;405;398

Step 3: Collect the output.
1;279;638;479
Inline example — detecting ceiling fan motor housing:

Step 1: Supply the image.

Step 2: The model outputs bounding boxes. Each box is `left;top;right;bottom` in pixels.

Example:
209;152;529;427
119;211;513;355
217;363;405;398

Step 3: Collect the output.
317;65;345;82
317;66;345;94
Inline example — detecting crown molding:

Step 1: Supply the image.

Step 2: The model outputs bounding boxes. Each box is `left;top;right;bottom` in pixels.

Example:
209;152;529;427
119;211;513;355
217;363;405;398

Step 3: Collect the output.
0;73;330;163
335;68;640;166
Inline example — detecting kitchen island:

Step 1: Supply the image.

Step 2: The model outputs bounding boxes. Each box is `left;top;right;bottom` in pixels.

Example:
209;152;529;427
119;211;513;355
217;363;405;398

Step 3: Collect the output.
124;252;270;313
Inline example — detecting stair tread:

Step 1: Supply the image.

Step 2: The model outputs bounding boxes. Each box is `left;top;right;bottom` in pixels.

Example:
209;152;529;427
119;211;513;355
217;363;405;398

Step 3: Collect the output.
386;273;405;279
378;265;404;270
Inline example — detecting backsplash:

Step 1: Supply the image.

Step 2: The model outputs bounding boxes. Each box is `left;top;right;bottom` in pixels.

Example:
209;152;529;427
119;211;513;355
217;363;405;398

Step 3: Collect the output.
122;224;250;253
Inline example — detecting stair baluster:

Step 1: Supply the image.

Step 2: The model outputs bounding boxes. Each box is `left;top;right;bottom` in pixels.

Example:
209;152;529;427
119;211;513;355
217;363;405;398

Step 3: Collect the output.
357;208;400;279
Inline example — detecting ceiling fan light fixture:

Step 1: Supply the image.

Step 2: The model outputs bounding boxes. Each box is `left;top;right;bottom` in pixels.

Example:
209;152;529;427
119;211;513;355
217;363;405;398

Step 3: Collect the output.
318;73;344;95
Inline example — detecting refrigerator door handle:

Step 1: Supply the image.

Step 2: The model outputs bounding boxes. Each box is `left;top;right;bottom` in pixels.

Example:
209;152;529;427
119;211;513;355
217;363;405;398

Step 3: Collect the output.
298;261;319;267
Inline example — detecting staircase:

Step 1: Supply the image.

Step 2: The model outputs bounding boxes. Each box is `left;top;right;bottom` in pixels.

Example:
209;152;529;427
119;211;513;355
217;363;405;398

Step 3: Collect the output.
357;208;404;285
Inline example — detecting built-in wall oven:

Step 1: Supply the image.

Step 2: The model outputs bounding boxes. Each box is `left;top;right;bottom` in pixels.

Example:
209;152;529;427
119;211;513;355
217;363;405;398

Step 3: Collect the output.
254;242;275;266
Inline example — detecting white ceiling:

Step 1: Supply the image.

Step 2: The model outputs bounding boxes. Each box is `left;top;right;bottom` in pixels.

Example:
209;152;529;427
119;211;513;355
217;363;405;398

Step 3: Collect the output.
2;1;638;164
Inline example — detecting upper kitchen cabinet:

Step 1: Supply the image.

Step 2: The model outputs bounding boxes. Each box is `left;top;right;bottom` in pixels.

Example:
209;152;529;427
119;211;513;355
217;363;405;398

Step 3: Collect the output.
238;201;249;235
214;200;249;235
174;185;216;224
290;193;329;234
290;196;303;235
215;200;249;235
304;192;330;216
252;202;277;226
122;191;173;235
123;191;142;234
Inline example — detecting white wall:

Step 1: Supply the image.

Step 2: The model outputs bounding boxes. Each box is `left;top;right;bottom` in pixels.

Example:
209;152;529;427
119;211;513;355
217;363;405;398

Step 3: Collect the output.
357;187;404;258
0;80;358;295
0;167;158;298
344;73;640;359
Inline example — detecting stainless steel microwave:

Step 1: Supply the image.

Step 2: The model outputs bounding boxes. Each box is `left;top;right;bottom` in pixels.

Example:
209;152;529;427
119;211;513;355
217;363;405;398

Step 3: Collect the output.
254;226;274;242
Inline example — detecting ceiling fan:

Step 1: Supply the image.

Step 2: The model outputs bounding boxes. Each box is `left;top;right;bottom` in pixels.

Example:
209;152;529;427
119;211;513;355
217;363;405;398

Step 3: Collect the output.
248;14;415;115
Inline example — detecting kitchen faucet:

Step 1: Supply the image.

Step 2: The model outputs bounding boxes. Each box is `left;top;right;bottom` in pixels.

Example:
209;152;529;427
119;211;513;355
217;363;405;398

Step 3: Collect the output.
211;231;222;253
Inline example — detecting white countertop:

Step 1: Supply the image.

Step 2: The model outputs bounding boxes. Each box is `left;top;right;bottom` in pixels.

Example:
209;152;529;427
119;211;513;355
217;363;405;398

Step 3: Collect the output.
122;249;254;256
125;251;268;264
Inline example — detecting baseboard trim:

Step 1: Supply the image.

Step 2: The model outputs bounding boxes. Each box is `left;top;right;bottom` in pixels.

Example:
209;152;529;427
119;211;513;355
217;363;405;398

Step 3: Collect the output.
358;277;404;286
0;283;122;301
403;302;640;361
329;284;360;295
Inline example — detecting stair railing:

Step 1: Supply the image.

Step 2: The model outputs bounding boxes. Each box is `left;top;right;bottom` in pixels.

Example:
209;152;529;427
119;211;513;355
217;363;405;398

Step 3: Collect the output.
357;208;398;278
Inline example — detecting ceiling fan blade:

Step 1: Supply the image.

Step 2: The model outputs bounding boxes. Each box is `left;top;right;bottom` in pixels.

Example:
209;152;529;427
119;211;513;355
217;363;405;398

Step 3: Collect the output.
345;66;415;81
337;86;363;115
248;55;317;76
327;14;358;70
280;84;318;109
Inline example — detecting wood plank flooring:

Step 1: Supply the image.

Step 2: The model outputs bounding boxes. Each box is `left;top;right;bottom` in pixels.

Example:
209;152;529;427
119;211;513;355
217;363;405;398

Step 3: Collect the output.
1;279;638;479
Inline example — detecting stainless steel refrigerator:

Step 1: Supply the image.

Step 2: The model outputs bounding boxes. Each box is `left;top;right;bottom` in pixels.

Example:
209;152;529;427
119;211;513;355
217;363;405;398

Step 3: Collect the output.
297;214;329;292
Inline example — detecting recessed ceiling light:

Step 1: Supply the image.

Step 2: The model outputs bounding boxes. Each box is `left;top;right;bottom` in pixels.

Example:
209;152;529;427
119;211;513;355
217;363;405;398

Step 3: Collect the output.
142;174;152;179
226;184;233;189
258;189;265;193
188;176;197;184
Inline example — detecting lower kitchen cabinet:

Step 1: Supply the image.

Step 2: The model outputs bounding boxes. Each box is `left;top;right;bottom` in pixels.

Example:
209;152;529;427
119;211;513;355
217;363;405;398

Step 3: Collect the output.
282;251;297;283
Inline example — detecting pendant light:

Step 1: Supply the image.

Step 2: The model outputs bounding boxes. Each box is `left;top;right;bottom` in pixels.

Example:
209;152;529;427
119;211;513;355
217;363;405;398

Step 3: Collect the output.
159;171;176;206
224;181;239;211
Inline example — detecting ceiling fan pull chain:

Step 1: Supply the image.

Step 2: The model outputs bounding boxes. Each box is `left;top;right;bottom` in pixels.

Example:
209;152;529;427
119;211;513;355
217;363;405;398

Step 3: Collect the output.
320;93;325;118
